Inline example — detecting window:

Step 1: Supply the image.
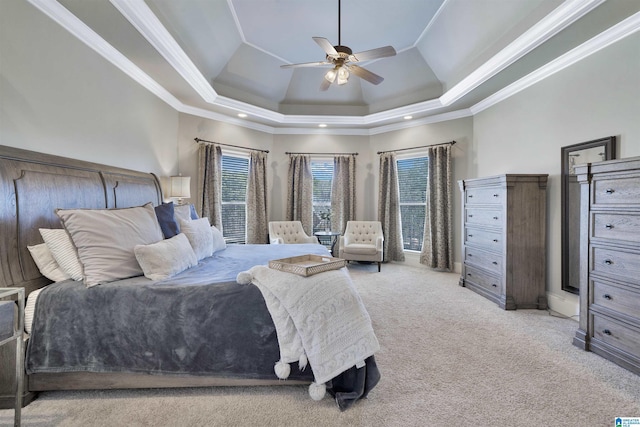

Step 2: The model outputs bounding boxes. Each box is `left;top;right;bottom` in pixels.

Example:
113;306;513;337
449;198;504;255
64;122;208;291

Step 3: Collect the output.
397;156;429;251
221;154;249;244
311;160;334;232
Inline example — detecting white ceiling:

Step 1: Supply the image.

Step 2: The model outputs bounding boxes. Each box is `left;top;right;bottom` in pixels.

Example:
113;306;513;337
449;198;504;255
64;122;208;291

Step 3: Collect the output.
30;0;640;134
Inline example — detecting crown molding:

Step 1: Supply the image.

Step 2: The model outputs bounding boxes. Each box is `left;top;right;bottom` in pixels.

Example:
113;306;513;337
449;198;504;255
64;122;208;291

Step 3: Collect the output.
109;0;219;104
27;0;636;137
471;11;640;115
440;0;605;105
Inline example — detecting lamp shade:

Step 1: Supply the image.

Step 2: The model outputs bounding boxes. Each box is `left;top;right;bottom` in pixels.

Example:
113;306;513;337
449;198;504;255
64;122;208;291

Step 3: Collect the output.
169;175;191;199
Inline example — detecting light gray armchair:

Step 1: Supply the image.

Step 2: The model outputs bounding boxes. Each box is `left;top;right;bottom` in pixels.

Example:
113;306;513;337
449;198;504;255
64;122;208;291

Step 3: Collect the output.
338;221;384;272
268;221;319;244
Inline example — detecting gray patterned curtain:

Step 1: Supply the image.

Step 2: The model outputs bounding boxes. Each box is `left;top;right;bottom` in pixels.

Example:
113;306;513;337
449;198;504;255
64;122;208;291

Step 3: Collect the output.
286;154;313;235
198;143;223;230
420;144;453;271
330;155;356;234
246;150;268;244
378;153;405;262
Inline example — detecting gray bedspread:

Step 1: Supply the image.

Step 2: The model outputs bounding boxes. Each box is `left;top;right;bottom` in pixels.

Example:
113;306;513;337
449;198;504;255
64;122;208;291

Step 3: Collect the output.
26;244;329;379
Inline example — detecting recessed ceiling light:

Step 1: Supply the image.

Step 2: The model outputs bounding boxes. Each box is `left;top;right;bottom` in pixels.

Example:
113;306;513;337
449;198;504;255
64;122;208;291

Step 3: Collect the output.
237;113;247;118
403;115;413;120
318;124;327;128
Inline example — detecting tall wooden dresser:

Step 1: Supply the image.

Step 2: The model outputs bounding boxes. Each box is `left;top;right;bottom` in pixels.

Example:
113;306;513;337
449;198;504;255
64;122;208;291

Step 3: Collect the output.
458;174;548;310
573;156;640;374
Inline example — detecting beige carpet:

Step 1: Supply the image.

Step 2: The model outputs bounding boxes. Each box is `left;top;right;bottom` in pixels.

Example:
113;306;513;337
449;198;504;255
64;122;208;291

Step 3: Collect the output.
2;262;639;426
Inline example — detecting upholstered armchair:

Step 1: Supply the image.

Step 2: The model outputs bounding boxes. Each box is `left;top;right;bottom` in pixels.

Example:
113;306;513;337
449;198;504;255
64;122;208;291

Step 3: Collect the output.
268;221;319;244
338;221;384;272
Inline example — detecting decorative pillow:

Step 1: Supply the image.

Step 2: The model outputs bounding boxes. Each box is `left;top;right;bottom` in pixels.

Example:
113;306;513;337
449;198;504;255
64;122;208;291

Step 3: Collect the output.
179;218;214;261
211;225;227;253
27;243;71;282
134;233;197;281
174;203;199;223
155;202;180;238
56;202;164;287
39;228;84;281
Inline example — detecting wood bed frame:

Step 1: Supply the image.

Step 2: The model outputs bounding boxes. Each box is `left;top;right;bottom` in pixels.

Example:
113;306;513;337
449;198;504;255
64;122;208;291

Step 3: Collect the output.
0;145;299;409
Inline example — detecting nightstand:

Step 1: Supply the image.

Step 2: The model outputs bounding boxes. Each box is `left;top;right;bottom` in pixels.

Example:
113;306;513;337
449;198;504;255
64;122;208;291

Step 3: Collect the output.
0;288;25;426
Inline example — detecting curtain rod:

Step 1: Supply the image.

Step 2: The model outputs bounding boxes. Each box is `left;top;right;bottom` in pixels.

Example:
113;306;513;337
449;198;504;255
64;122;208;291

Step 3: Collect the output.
285;152;358;156
377;140;456;155
194;137;269;153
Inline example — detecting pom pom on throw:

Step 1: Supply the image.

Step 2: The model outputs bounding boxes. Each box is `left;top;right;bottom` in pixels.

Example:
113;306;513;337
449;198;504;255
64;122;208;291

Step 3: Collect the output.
236;271;253;285
308;382;326;401
298;353;308;371
274;360;291;379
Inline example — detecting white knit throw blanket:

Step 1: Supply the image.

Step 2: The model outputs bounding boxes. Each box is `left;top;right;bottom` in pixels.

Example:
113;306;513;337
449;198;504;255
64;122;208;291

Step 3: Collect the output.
238;266;379;386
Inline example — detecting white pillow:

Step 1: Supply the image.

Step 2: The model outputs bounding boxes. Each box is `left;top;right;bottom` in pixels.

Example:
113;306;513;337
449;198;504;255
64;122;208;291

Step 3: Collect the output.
174;204;195;223
179;218;214;261
27;243;71;282
56;203;164;287
39;228;84;281
211;225;227;253
134;233;197;281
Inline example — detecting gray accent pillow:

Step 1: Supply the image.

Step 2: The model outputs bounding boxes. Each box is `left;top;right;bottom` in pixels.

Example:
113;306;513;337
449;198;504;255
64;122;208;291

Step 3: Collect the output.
134;233;197;281
56;203;164;287
179;218;214;261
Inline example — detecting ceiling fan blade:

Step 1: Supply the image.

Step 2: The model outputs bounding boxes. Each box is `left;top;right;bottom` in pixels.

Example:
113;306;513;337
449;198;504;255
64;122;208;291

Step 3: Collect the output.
320;78;331;91
313;37;339;57
281;61;333;69
349;46;396;62
347;64;384;85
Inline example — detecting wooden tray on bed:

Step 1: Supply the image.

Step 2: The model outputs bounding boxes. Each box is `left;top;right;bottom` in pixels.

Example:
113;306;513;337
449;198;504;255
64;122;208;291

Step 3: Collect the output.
268;254;346;277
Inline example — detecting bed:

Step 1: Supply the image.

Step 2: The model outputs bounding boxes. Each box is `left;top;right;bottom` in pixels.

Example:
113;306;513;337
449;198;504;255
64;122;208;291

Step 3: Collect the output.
0;145;379;411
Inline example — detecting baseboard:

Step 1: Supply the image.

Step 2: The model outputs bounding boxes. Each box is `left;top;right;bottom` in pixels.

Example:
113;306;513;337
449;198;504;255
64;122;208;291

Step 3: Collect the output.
546;292;580;321
399;251;461;274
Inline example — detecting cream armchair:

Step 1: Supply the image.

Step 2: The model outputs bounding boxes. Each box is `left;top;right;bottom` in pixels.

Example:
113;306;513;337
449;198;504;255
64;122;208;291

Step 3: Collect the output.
338;221;384;272
268;221;319;244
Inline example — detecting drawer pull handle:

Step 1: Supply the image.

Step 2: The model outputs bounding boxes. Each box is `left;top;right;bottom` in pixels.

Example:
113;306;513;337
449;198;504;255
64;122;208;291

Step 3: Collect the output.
605;188;615;194
492;261;498;265
493;216;499;220
493;239;499;243
603;329;612;335
605;224;613;229
492;284;497;287
468;214;473;218
467;273;472;277
493;194;499;197
603;294;612;300
604;259;613;265
468;234;473;237
468;195;473;198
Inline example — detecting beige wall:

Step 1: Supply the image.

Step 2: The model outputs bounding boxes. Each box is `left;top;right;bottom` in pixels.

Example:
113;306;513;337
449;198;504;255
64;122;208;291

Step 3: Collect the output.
0;0;178;178
473;32;640;317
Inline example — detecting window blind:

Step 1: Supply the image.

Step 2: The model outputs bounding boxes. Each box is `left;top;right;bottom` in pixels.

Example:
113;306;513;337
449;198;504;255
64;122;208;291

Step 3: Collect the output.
397;156;429;251
221;155;249;244
311;161;333;232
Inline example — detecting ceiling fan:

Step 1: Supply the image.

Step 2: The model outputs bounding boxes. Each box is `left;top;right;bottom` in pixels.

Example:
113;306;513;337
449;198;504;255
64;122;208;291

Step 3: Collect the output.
280;0;396;91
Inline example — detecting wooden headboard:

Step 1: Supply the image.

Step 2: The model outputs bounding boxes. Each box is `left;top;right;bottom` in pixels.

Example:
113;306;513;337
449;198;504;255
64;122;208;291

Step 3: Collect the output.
0;145;163;295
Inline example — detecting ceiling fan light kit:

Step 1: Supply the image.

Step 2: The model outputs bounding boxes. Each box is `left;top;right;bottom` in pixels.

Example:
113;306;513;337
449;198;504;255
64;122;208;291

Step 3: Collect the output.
281;0;396;90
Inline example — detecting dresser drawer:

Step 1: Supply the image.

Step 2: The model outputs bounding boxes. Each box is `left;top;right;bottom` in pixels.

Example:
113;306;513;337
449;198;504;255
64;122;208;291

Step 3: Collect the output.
593;177;640;205
465;187;504;205
592;246;640;280
465;227;503;251
464;264;501;295
592;315;640;357
465;246;502;274
592;213;640;244
592;280;640;320
465;208;503;227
